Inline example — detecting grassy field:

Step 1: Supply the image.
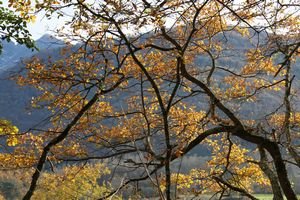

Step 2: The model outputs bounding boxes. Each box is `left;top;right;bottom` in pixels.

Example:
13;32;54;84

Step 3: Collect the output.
254;194;300;200
254;194;276;200
173;194;300;199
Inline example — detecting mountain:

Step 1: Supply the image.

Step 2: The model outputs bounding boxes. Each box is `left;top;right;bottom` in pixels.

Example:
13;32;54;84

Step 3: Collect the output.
34;34;65;50
0;34;65;71
0;32;299;132
0;34;65;130
0;41;30;71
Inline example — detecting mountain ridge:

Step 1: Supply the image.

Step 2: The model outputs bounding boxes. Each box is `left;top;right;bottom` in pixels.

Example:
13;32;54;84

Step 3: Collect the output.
0;34;64;70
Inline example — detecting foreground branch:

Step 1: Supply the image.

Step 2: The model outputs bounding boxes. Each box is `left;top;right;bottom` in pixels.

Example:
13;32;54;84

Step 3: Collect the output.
23;78;125;200
213;176;259;200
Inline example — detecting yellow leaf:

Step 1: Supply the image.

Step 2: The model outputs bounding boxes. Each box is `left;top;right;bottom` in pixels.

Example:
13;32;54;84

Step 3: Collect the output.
7;136;18;146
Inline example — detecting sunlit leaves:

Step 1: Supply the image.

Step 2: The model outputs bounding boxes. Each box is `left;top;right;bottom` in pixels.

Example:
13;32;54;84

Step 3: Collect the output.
0;153;36;168
32;163;116;200
169;105;207;142
4;0;300;199
0;119;19;146
0;119;18;135
171;137;270;195
207;139;269;191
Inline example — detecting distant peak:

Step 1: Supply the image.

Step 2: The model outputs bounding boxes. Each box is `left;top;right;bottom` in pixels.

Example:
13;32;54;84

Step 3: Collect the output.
36;34;64;49
36;34;60;42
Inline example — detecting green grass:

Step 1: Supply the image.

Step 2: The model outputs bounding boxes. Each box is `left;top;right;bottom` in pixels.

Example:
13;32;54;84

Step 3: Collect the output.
175;194;300;200
254;194;274;200
254;194;300;200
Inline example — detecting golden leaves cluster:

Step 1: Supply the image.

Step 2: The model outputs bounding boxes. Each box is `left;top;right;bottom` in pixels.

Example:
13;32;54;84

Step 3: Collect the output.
171;137;270;195
0;119;19;146
33;163;115;200
222;48;284;100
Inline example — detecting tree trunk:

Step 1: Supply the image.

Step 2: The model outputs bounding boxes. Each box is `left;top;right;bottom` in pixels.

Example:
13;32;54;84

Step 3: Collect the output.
258;146;283;200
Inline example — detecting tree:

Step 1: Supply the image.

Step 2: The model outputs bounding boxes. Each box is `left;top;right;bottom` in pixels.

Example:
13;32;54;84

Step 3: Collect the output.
0;0;35;53
0;164;117;200
5;0;300;199
32;163;118;200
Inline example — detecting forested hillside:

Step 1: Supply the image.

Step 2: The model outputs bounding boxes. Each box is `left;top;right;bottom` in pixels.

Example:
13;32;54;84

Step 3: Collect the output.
0;35;64;130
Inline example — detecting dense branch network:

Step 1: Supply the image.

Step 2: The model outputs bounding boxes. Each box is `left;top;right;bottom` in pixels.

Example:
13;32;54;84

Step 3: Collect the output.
1;0;299;199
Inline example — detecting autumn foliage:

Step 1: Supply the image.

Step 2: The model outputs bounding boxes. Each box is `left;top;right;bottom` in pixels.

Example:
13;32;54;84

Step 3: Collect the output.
1;0;299;199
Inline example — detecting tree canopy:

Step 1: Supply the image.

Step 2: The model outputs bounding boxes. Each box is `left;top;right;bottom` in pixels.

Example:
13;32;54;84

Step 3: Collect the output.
0;0;35;53
3;0;300;199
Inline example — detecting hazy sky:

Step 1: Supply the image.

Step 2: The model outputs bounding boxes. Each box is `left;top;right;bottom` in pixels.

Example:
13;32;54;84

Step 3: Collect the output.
28;15;66;39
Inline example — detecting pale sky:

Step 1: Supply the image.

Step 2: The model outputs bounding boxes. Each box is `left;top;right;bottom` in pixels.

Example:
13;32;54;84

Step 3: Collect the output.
5;0;299;40
28;16;62;39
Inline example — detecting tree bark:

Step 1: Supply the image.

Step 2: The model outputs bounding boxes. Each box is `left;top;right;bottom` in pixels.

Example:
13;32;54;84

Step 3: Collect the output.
258;146;283;200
